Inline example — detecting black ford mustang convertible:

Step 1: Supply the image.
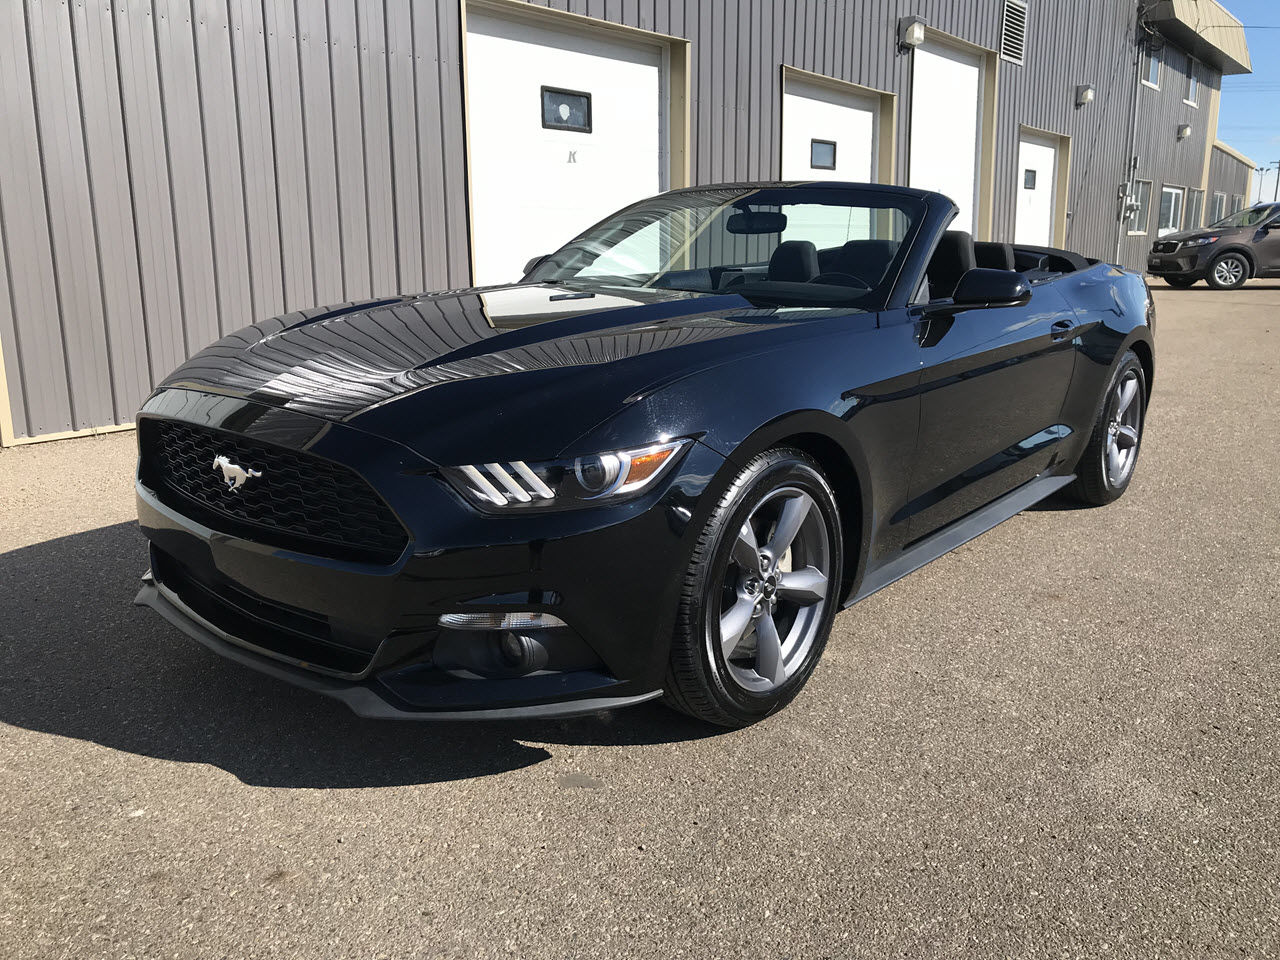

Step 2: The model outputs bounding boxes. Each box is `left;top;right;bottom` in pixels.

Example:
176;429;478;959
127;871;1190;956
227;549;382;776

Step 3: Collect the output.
135;183;1154;727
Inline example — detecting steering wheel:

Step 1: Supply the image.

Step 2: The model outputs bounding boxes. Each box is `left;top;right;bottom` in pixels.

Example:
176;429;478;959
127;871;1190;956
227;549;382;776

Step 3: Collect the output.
809;272;871;290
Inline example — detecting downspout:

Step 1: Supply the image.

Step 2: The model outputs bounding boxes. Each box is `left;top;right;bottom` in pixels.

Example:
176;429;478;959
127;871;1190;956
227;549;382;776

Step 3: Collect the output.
1116;11;1145;265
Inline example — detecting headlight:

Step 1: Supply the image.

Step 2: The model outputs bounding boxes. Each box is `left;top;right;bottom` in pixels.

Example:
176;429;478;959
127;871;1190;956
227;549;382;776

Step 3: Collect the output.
442;439;692;510
1183;235;1219;247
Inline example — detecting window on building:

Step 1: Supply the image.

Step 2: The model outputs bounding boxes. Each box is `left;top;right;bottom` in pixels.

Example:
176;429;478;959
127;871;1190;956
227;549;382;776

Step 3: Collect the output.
1185;60;1200;105
1231;194;1245;214
1158;186;1185;236
1212;192;1228;223
1143;47;1161;89
1127;179;1154;235
1187;188;1205;229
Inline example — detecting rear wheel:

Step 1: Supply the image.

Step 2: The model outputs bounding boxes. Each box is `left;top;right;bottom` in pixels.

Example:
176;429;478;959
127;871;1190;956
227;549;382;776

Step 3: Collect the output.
664;448;843;727
1067;351;1146;506
1206;252;1249;290
1163;276;1196;289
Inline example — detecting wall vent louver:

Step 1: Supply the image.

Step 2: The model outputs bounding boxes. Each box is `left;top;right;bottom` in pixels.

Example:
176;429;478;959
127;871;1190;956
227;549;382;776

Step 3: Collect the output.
1001;0;1029;65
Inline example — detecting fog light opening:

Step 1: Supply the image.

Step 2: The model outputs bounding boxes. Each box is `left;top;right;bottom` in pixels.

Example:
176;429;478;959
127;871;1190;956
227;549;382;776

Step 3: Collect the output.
498;632;551;673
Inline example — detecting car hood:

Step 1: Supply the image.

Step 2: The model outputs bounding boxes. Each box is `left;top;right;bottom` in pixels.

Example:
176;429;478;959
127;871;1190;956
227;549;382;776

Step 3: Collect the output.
157;283;845;462
1156;225;1246;244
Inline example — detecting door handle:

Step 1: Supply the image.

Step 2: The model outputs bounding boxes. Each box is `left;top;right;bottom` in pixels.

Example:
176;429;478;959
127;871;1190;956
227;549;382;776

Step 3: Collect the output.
1050;319;1076;341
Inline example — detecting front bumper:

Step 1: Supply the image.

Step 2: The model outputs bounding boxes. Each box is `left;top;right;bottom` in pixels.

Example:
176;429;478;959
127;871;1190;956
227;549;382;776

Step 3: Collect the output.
1146;246;1213;279
134;388;726;719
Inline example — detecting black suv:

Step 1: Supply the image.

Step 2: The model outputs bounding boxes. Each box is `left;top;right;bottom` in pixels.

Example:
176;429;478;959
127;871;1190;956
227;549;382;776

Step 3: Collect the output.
1147;202;1280;289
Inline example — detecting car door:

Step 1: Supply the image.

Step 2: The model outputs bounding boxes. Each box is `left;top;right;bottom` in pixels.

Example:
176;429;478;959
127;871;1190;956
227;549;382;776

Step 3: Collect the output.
1253;209;1280;275
903;283;1079;541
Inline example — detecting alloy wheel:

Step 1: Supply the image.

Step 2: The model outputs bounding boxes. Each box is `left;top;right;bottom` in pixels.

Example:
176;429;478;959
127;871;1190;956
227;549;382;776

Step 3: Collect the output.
1104;370;1143;488
713;486;832;693
1213;256;1245;287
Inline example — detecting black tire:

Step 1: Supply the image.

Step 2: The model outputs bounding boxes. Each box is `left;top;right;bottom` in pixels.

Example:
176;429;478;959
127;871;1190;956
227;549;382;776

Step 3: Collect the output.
1067;351;1147;506
663;448;844;727
1163;276;1196;289
1205;252;1250;290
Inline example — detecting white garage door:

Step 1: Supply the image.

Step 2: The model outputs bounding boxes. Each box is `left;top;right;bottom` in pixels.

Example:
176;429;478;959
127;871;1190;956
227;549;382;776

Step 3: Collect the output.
1015;134;1059;246
781;77;877;183
464;10;666;286
909;43;982;233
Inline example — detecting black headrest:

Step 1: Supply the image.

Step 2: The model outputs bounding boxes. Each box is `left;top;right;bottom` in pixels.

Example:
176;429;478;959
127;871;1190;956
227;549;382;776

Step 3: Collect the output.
974;241;1016;271
927;231;976;299
768;240;820;283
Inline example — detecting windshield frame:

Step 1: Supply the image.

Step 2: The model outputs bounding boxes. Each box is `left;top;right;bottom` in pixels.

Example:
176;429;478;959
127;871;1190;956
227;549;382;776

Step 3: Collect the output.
525;184;932;311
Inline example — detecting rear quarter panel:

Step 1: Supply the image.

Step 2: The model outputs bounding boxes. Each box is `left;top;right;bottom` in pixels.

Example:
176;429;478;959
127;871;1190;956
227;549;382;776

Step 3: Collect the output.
1051;264;1154;464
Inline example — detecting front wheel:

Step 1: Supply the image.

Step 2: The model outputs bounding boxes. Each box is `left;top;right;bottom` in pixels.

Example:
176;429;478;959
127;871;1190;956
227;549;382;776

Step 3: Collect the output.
664;448;843;727
1206;252;1249;290
1067;351;1147;506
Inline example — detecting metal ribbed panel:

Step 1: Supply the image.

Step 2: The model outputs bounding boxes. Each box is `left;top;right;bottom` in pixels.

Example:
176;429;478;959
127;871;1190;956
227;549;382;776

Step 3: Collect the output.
0;0;1240;440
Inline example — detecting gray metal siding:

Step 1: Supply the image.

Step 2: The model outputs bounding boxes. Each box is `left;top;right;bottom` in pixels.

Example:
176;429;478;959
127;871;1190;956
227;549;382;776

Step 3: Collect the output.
1208;146;1252;204
1119;40;1222;265
0;0;1236;440
0;0;466;440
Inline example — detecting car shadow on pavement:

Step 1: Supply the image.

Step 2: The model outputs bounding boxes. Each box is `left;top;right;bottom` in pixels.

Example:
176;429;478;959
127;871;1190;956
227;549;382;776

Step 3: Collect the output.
0;523;719;788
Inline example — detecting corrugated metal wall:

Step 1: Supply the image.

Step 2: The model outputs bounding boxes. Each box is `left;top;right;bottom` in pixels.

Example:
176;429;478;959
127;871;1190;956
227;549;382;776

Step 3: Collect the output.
1119;37;1222;266
0;0;1231;441
0;0;468;440
1208;146;1253;203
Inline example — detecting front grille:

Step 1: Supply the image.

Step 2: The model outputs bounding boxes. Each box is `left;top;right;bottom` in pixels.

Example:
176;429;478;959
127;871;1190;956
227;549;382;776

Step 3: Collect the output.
139;418;408;564
151;546;375;675
1152;240;1179;254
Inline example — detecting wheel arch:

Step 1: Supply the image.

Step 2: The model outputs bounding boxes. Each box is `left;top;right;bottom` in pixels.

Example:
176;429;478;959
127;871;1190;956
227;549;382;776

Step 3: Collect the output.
1127;335;1155;397
717;411;872;604
1214;245;1256;276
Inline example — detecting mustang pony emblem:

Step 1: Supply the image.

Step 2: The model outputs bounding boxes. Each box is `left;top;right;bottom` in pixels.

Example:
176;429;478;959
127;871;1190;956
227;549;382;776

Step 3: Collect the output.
212;455;262;493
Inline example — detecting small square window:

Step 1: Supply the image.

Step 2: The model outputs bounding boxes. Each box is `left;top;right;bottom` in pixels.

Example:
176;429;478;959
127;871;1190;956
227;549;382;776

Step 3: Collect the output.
541;87;591;133
1024;169;1037;190
810;139;837;170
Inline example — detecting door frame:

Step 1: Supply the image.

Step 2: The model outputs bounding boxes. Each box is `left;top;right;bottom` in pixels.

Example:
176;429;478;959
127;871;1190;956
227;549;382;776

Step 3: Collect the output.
1017;124;1073;248
778;65;897;184
908;29;999;241
459;0;692;285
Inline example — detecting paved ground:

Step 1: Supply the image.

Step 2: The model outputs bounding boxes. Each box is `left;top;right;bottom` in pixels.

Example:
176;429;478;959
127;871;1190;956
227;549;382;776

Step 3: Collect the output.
1;281;1278;959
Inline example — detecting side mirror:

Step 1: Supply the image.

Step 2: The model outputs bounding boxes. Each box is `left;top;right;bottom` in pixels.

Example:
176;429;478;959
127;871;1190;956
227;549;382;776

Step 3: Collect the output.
523;254;550;277
950;268;1032;308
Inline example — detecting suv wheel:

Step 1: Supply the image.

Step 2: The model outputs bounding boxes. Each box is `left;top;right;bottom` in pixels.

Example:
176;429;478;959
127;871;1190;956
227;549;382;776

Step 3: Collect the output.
1163;276;1196;289
1207;252;1249;290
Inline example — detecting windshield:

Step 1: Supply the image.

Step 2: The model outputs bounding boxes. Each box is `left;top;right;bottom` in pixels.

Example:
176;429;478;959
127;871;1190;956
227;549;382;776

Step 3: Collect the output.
1207;204;1279;230
526;186;926;308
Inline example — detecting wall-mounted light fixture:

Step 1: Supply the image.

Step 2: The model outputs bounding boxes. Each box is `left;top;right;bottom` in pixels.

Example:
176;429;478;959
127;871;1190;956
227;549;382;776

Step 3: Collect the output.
1075;84;1096;107
898;15;927;51
1176;123;1192;141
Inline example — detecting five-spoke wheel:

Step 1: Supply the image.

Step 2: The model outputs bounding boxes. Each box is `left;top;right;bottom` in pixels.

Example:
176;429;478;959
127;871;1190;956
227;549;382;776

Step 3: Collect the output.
1104;369;1142;489
665;449;843;727
1069;349;1147;506
717;488;832;692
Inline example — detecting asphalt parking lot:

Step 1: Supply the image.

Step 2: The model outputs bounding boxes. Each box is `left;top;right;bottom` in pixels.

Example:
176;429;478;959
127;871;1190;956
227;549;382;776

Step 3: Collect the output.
2;281;1278;959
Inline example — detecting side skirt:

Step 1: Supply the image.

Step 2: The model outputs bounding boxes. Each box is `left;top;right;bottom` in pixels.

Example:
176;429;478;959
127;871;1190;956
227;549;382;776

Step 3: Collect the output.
846;472;1076;608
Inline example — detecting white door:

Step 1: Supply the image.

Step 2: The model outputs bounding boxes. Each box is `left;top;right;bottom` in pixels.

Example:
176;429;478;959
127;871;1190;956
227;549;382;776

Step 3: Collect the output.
909;43;982;234
464;10;666;286
1015;135;1058;246
781;77;877;183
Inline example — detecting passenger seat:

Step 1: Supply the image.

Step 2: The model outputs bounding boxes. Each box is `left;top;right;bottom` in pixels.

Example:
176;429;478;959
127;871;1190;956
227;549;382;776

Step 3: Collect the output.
926;230;976;299
974;241;1016;271
767;240;821;283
